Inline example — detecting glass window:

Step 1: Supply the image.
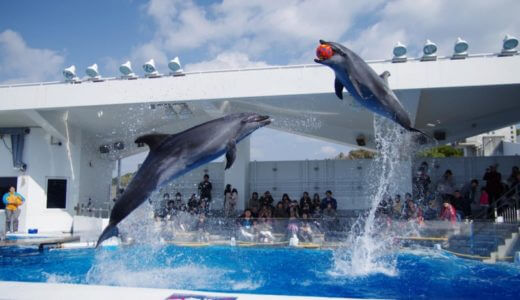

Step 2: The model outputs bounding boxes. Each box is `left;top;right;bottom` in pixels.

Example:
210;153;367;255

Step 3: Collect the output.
47;178;67;209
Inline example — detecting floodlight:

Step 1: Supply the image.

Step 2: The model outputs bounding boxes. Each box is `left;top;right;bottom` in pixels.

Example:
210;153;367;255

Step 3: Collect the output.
501;34;518;56
99;145;110;154
452;37;468;59
392;41;407;63
86;63;103;81
168;56;184;75
119;61;137;79
143;59;161;77
421;39;437;61
63;65;78;82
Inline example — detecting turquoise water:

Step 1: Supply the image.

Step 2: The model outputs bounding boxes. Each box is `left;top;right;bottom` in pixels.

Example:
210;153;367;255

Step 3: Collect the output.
0;245;519;299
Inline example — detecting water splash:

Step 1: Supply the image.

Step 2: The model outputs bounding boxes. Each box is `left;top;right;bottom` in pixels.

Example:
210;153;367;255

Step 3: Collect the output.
63;111;75;181
332;115;416;277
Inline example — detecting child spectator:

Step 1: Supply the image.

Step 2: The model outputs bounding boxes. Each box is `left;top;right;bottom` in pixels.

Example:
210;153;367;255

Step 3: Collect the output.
479;187;489;206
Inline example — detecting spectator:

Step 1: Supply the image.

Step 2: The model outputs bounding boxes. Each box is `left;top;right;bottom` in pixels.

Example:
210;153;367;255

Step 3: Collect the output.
480;187;489;207
437;169;456;201
440;201;457;224
289;200;300;218
451;191;466;219
273;202;288;218
174;192;186;212
3;186;25;233
299;212;313;242
392;194;402;218
415;162;431;199
322;203;338;232
312;193;321;212
260;191;274;208
188;194;198;213
238;209;254;228
223;184;232;214
282;194;291;211
299;192;312;211
312;205;322;219
461;179;479;206
249;192;259;210
229;188;238;216
198;174;213;203
165;200;176;220
483;165;502;205
321;190;337;210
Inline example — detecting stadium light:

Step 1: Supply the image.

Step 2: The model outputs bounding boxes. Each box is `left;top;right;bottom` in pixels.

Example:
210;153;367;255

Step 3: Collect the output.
392;41;407;63
168;56;184;75
452;37;468;59
143;59;161;78
421;39;437;61
501;34;518;56
119;61;137;79
85;63;103;81
63;65;80;82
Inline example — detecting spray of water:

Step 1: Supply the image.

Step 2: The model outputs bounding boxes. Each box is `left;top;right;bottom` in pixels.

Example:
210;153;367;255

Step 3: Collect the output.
332;115;418;277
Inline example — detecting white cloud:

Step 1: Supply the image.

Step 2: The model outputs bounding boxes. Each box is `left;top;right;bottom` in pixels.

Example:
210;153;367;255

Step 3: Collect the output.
0;29;65;84
320;145;337;155
136;0;381;66
185;52;269;71
345;0;520;59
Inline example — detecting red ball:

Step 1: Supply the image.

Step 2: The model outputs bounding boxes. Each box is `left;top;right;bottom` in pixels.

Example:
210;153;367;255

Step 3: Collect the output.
316;44;334;60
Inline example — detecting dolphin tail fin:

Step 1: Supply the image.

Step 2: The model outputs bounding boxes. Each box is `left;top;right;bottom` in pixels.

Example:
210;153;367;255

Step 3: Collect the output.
96;224;119;248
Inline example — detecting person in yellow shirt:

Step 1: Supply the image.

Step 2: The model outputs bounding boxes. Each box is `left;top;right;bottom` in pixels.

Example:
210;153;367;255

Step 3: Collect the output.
3;186;25;233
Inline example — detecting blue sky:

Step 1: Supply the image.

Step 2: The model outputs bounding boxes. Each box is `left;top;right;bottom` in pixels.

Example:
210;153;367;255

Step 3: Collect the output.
1;0;519;172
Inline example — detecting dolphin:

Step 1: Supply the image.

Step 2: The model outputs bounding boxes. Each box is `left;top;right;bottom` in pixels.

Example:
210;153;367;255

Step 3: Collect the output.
315;40;428;136
96;112;271;247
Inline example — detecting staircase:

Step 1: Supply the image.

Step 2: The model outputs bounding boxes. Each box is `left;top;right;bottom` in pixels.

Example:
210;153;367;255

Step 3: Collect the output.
446;222;520;261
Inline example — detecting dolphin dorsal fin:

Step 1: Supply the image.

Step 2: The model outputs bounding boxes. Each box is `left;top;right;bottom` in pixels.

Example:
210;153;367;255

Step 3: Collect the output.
135;133;169;151
379;71;391;84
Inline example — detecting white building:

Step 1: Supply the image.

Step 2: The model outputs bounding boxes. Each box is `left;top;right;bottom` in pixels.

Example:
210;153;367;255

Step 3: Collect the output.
459;125;519;156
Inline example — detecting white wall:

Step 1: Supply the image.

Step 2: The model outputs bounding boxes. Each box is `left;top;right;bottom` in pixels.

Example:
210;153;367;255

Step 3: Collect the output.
0;127;83;232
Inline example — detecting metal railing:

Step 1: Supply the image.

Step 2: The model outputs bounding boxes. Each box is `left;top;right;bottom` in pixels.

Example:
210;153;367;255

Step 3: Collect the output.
474;184;520;223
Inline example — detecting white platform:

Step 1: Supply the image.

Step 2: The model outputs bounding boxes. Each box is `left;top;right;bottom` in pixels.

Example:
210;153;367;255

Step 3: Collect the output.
0;281;355;300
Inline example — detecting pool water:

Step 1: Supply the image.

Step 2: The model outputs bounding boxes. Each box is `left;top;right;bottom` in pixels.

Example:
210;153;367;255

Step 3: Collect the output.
1;245;520;299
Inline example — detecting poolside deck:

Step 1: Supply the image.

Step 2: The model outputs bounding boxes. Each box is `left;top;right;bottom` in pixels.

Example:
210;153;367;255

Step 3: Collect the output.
0;281;357;300
0;235;80;250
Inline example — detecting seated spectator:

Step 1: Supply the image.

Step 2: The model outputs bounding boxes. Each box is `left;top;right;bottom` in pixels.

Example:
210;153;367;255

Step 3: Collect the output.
188;194;198;211
440;201;457;224
289;200;300;218
237;209;254;229
165;200;176;220
312;205;322;219
258;205;272;219
392;194;402;218
260;191;274;208
322;203;338;231
507;166;519;188
423;200;439;220
174;192;186;212
249;192;260;210
312;193;321;212
321;190;337;210
256;217;274;243
287;210;300;239
451;190;466;219
300;192;312;211
299;212;313;242
301;203;312;216
273;202;288;218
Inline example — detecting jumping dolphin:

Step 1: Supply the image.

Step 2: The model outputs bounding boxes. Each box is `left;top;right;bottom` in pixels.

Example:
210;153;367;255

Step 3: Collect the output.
96;112;271;247
315;40;428;136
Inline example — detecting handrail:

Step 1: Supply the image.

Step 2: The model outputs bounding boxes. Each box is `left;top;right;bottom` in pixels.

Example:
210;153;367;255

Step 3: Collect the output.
474;184;520;220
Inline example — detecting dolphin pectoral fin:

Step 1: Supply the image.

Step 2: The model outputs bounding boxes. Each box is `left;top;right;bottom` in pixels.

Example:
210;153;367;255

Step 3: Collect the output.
96;223;119;248
135;133;169;151
379;71;391;84
225;140;237;170
334;78;344;100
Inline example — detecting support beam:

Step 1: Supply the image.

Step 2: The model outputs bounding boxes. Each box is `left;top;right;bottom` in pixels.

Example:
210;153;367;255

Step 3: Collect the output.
23;110;69;143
